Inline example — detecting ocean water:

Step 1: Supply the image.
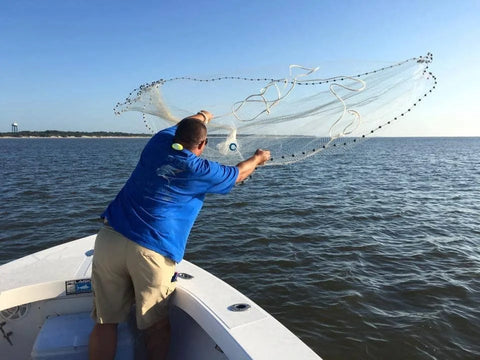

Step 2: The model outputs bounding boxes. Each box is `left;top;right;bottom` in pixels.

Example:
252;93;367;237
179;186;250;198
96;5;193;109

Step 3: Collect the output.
1;137;479;359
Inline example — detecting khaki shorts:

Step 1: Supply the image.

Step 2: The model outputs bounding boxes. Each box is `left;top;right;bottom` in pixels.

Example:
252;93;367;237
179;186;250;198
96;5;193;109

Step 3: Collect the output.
91;224;176;330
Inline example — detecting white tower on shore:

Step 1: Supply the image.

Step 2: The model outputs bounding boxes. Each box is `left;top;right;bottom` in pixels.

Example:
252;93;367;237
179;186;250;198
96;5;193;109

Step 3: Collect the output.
11;122;18;133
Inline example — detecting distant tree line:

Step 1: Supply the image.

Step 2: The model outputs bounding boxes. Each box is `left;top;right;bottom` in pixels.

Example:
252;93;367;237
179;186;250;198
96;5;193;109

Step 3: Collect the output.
0;130;151;138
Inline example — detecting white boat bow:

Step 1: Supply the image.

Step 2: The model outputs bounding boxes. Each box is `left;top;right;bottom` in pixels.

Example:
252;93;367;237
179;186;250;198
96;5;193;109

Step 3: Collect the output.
0;235;321;359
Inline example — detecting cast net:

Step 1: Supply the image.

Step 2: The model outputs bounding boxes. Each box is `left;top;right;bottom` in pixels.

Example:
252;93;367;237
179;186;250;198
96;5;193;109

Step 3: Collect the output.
114;53;436;165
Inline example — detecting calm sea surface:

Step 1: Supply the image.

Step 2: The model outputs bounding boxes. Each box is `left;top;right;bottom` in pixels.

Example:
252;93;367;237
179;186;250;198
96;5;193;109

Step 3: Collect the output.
1;137;479;359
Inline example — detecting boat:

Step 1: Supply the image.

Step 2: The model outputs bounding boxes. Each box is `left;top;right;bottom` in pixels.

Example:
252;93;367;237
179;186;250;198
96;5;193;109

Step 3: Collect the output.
0;234;321;359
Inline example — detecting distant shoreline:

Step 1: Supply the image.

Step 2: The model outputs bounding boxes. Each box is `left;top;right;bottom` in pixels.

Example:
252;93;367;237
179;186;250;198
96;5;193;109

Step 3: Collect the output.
1;131;478;139
0;136;151;139
0;130;151;138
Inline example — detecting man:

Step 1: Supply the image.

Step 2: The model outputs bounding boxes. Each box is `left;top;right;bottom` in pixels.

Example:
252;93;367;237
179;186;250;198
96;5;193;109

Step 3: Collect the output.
89;110;270;360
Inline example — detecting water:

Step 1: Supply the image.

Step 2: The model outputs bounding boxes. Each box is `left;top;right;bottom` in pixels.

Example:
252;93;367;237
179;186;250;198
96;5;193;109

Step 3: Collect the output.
1;137;480;359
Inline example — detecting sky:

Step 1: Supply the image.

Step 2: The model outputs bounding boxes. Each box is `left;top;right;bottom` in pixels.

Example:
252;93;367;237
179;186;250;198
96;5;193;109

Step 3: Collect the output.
1;0;479;136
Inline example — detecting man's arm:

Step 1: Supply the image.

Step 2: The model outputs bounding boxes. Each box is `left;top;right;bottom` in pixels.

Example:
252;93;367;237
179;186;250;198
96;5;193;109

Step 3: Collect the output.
236;149;271;183
188;109;270;183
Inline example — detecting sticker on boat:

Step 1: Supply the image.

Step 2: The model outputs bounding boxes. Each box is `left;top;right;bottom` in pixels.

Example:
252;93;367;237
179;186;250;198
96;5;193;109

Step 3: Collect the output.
65;279;92;295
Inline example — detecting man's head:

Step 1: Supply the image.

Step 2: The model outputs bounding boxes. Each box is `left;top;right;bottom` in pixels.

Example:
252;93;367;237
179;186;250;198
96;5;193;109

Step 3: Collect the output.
173;117;208;155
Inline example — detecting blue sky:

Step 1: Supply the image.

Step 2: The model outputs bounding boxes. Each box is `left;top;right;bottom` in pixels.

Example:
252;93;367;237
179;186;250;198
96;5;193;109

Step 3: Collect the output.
1;0;479;135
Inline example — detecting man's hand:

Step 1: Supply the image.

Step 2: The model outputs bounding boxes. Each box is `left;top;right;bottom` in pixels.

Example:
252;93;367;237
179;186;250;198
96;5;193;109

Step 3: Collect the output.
235;148;271;183
196;110;213;124
254;149;271;165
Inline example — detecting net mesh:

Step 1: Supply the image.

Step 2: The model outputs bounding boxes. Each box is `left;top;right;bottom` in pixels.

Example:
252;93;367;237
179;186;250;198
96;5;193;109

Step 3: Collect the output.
115;53;436;165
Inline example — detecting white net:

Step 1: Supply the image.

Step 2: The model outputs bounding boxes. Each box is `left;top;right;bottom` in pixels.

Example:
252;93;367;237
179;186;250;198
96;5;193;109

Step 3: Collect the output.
115;53;436;165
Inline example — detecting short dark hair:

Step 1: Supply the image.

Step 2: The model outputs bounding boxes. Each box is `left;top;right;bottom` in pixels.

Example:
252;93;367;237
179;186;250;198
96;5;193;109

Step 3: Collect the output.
173;117;207;150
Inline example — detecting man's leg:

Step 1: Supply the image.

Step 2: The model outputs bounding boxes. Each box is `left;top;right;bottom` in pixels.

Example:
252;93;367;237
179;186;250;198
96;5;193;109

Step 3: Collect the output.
89;323;118;360
144;317;171;360
126;241;176;360
89;227;134;360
